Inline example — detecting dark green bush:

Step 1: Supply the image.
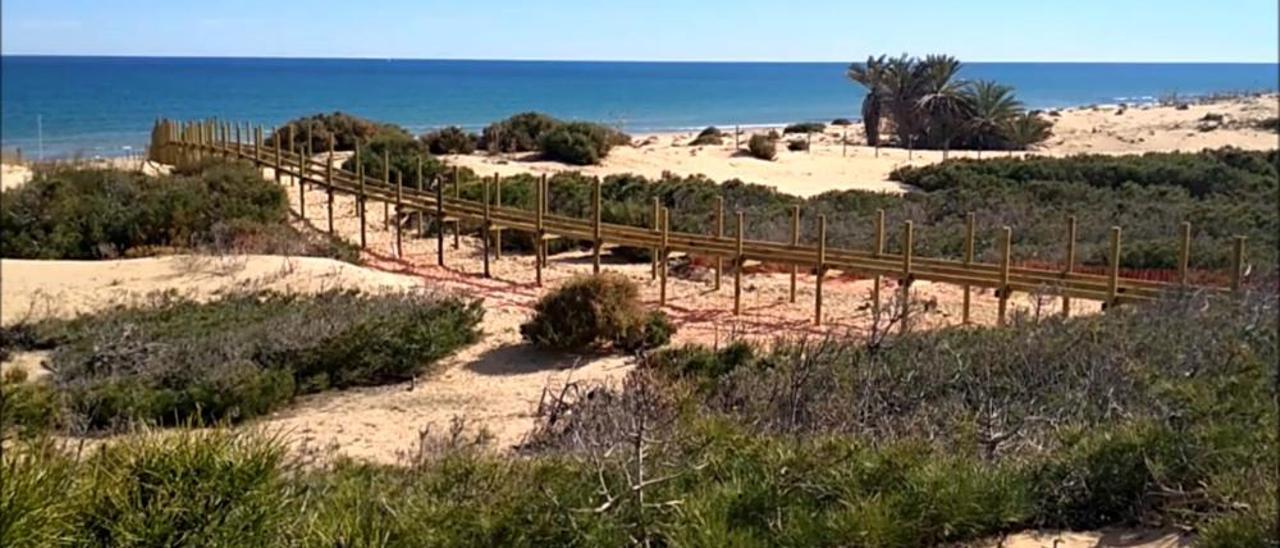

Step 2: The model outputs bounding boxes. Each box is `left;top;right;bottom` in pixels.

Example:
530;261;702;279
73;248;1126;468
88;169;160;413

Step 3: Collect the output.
422;126;478;155
688;127;725;146
539;123;609;165
15;289;482;430
831;118;853;126
520;273;674;352
340;130;445;188
787;139;809;152
784;122;825;134
266;112;410;152
479;112;561;153
747;134;777;160
1;369;63;439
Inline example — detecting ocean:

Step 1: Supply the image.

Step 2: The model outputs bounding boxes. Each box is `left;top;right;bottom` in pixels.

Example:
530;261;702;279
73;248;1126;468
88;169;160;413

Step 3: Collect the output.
2;56;1277;159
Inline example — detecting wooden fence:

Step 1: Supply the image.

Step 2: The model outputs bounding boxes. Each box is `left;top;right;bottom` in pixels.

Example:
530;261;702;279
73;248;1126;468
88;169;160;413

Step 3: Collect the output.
149;119;1246;327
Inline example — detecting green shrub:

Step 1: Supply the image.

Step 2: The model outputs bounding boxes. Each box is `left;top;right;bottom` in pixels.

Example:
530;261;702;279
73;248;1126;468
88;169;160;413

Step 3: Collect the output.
646;340;758;381
787;139;809;152
689;127;725;146
19;290;482;430
520;273;674;352
479;112;562;153
422;126;478;154
0;440;84;546
831;118;853;126
784;122;825;134
266;112;410;152
340;130;444;188
747;134;777;160
539;123;608;165
1;369;63;439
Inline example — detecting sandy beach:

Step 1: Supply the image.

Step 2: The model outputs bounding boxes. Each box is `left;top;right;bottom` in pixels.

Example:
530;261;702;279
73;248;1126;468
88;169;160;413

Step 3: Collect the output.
445;94;1278;197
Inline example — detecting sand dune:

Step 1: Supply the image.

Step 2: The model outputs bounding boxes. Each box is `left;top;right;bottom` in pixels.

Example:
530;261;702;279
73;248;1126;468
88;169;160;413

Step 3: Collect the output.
446;95;1278;197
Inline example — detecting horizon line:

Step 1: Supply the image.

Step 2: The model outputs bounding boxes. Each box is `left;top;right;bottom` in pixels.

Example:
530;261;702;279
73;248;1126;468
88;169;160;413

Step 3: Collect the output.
3;53;1278;65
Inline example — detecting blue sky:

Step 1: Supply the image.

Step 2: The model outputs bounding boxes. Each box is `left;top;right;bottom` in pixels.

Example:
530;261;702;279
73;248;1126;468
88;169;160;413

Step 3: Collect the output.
2;0;1277;62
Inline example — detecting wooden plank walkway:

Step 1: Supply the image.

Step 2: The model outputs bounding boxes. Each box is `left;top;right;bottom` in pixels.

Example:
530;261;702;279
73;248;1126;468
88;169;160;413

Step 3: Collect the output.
151;119;1245;327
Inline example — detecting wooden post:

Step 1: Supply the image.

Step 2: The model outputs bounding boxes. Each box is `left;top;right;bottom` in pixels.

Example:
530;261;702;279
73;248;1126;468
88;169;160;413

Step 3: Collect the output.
452;166;461;249
901;221;914;331
660;208;670;307
356;144;366;249
395;172;404;258
297;139;306;221
539;174;549;268
436;175;445;267
651;198;660;280
535;174;544;286
382;150;390;228
274;129;282;183
715;196;725;291
235;123;242;156
1231;236;1246;294
998;226;1012;326
815;215;827;326
734;211;744;316
842;126;848;157
789;205;800;303
1108;226;1122;306
1178;222;1191;285
592;177;602;274
1062;215;1077;316
255;126;263;162
734;125;740;149
416;158;425;238
962;212;975;324
482;178;491;278
494;174;502;260
872;209;885;321
326;137;335;235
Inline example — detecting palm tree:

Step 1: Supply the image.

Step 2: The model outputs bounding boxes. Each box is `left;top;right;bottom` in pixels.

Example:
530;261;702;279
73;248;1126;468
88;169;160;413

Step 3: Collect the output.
846;55;888;150
880;55;928;159
964;80;1023;158
1003;113;1054;155
915;54;973;160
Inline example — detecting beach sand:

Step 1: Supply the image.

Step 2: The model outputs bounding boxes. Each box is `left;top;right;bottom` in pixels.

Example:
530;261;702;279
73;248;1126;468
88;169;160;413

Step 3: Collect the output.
0;94;1271;463
445;94;1278;197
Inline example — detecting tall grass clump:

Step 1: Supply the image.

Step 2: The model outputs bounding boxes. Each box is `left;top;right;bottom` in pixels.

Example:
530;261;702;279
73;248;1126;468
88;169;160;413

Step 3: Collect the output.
520;273;673;353
2;289;482;430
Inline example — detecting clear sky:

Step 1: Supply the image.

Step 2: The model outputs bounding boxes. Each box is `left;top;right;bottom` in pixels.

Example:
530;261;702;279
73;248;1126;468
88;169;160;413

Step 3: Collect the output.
2;0;1277;62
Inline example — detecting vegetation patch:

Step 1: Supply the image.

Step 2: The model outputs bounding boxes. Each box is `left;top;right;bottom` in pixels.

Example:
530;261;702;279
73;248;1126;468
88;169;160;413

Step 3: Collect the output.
520;273;674;353
1;289;483;431
422;126;479;155
783;122;825;134
266;112;411;152
687;126;724;146
478;112;630;164
0;160;357;262
746;134;777;160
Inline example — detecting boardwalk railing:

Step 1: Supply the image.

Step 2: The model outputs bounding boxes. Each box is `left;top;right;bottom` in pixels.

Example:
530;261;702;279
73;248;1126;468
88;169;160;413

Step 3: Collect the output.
149;119;1246;327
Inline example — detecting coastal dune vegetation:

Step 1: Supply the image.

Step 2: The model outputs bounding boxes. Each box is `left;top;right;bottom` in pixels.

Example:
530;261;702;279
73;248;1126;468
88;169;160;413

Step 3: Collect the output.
848;53;1054;157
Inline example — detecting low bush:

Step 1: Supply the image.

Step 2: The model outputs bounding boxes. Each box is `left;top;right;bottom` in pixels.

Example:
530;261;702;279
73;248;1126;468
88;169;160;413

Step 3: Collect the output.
520;273;674;352
688;126;724;146
0;160;356;261
5;289;482;430
538;122;614;165
340;130;445;188
783;122;825;134
787;138;809;152
422;126;478;155
831;117;853;126
747;134;777;160
266;112;411;152
479;112;562;153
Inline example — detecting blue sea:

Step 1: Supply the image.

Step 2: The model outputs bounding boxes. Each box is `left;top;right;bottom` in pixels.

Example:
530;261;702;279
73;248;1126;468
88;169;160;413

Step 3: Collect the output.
2;56;1277;159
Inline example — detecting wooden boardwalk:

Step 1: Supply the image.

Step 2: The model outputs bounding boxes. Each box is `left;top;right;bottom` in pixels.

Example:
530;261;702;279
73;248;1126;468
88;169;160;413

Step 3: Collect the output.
150;119;1245;327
